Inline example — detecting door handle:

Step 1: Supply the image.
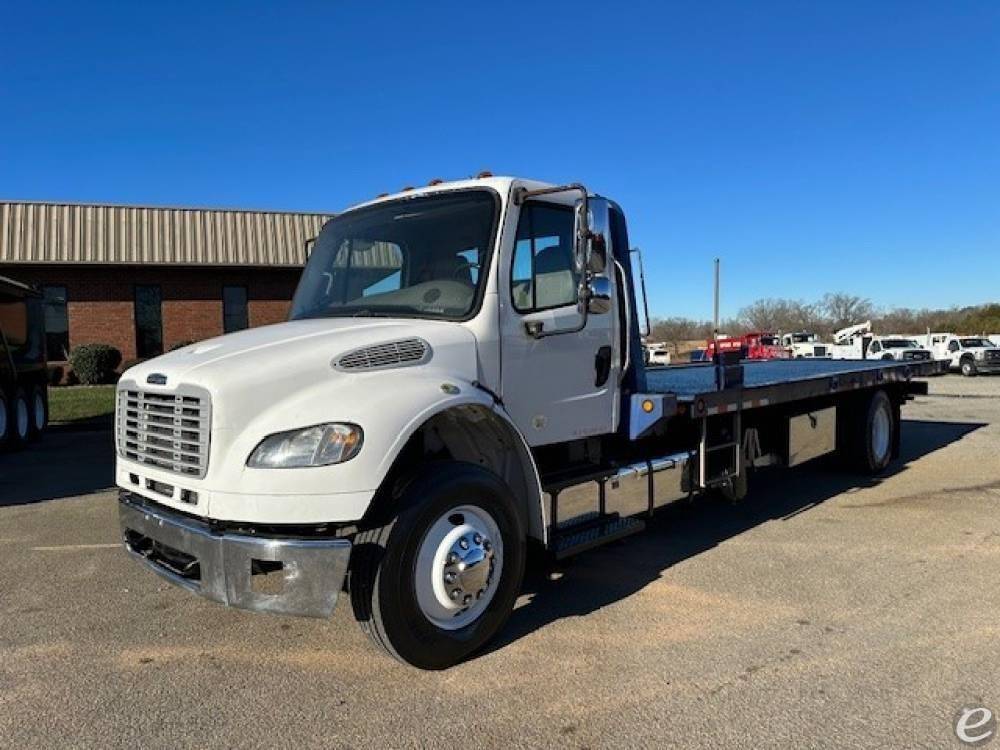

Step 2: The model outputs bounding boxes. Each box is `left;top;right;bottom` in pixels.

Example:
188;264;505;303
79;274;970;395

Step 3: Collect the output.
595;346;612;387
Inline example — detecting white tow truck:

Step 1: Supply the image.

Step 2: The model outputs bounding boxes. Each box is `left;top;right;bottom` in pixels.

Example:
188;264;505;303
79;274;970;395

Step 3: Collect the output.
116;176;943;669
925;334;1000;376
780;332;831;359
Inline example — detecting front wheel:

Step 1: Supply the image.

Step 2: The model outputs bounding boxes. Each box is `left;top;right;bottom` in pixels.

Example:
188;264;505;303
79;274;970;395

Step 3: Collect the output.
350;463;526;670
961;359;977;377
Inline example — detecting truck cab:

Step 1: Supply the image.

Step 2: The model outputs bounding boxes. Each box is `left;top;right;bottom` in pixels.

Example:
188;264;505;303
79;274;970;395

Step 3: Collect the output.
781;332;831;359
867;336;932;362
933;334;1000;376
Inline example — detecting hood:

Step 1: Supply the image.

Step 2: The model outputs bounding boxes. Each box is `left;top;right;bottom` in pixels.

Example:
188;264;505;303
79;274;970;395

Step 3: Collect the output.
122;317;480;403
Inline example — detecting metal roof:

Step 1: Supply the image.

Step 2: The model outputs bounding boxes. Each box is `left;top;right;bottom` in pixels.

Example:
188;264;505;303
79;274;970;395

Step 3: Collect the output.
0;200;332;267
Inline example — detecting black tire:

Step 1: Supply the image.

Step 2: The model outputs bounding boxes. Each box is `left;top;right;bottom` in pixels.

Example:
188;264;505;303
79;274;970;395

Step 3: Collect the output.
881;354;894;361
961;358;977;377
8;387;31;448
0;390;10;450
843;390;895;474
28;384;48;439
350;462;526;670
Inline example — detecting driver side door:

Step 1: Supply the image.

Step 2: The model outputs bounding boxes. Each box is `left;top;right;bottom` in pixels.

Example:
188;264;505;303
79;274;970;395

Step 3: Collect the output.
499;201;619;447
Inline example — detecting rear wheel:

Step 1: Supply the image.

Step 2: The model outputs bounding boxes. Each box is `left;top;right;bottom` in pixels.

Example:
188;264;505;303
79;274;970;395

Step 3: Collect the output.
350;462;526;670
0;391;9;449
29;385;47;438
9;387;30;447
843;390;895;474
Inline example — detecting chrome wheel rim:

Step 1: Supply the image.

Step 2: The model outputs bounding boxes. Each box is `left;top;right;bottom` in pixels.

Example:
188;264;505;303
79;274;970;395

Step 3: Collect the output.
15;397;29;439
872;404;891;464
33;392;45;431
414;504;503;631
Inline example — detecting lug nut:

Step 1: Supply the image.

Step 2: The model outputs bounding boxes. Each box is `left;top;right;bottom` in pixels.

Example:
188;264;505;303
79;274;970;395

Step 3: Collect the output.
444;572;455;584
476;589;484;599
450;588;461;601
473;533;483;545
463;594;472;605
447;552;458;564
459;537;469;550
483;540;492;552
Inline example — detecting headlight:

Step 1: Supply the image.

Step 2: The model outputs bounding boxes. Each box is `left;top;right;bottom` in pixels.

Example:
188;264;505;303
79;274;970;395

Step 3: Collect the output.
247;423;363;468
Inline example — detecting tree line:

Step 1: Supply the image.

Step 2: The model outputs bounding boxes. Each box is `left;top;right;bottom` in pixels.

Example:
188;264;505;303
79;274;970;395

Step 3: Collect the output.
649;295;1000;354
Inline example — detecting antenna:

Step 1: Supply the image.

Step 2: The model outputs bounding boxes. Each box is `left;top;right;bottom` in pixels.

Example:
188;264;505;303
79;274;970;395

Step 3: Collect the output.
713;258;721;351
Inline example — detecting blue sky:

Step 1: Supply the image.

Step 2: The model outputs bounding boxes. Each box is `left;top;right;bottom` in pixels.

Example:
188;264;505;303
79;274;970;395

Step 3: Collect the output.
2;1;998;319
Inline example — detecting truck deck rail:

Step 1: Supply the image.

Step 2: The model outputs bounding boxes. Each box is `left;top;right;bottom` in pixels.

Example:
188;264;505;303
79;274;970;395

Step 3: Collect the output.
646;358;944;416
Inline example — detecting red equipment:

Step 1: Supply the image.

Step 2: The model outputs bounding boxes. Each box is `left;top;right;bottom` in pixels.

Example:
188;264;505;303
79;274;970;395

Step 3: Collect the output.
704;332;790;361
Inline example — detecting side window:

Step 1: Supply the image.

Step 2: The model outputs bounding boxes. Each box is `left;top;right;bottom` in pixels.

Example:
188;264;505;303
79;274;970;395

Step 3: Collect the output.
511;204;578;312
948;340;959;353
870;341;880;353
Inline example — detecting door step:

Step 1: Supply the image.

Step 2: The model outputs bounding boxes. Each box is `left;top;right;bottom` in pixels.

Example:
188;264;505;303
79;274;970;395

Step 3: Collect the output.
551;515;646;560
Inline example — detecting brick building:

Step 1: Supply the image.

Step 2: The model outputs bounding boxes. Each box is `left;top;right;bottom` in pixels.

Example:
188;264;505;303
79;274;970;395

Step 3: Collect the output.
0;201;331;362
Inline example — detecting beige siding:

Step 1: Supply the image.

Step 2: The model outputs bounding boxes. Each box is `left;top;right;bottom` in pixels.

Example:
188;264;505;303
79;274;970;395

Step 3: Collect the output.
0;201;332;267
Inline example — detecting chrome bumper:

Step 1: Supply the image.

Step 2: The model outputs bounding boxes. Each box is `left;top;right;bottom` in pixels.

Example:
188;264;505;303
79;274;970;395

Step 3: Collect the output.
118;492;351;618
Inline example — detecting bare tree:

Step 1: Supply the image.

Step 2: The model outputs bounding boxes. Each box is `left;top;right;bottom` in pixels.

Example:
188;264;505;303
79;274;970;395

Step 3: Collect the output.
649;317;712;354
821;293;876;331
738;298;823;333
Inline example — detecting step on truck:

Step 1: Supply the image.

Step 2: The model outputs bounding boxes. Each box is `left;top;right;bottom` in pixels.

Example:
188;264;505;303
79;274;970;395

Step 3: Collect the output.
116;177;944;669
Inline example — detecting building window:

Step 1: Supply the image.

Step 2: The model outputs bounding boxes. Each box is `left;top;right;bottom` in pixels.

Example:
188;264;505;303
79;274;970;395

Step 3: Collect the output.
134;285;163;358
223;286;249;333
511;203;579;312
41;285;70;359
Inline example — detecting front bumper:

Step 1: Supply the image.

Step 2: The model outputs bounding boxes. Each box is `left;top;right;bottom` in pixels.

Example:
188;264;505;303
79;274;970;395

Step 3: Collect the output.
118;492;351;618
974;360;1000;374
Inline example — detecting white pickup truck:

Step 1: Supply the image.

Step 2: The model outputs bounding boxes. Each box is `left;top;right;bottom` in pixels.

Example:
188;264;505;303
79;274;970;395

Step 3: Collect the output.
866;336;933;362
116;176;942;669
926;334;1000;376
780;332;830;359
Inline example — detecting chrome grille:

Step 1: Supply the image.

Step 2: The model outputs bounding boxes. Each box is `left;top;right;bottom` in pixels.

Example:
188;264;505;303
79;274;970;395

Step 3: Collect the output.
334;338;431;371
117;385;211;478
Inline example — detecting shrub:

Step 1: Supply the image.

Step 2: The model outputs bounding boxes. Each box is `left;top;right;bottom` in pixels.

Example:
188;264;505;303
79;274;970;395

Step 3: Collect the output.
69;344;122;385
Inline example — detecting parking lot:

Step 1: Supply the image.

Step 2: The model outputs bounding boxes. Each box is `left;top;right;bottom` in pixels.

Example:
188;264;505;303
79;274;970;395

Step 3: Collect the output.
1;375;999;748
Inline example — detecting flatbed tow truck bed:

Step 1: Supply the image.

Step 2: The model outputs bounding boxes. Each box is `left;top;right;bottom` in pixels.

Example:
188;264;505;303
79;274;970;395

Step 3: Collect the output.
645;358;944;417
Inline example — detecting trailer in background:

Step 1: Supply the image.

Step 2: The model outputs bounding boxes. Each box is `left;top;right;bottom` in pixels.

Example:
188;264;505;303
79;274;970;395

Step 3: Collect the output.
0;275;48;447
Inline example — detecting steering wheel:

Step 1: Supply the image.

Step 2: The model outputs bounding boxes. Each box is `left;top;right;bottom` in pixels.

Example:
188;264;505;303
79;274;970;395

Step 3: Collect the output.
452;261;479;282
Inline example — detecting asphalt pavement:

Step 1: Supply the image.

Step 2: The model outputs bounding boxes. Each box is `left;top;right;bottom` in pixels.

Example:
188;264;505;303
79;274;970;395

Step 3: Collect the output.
1;375;999;748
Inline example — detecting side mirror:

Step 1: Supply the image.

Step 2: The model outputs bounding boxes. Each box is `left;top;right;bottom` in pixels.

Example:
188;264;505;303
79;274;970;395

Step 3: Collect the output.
574;197;610;276
587;275;613;315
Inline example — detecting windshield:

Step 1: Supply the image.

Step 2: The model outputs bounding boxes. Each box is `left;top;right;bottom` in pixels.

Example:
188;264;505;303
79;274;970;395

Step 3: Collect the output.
882;339;918;349
760;336;778;346
290;190;498;321
960;338;992;348
792;333;813;343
